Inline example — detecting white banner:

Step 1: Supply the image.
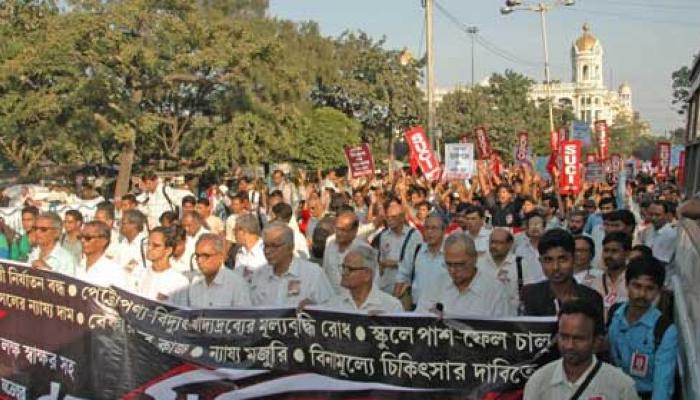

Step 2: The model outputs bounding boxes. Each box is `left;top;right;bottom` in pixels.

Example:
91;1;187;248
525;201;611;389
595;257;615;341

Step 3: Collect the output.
443;143;475;180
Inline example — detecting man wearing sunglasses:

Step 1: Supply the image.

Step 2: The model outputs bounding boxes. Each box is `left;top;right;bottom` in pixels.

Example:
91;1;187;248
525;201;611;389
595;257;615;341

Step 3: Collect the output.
28;212;76;277
77;221;129;289
324;245;403;314
173;233;250;308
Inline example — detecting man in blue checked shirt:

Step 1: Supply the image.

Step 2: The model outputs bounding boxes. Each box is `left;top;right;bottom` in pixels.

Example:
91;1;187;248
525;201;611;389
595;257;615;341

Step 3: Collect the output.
607;255;678;400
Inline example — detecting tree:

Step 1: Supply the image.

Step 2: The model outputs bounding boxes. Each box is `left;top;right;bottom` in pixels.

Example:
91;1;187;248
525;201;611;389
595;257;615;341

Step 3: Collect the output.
671;54;697;115
436;70;573;161
298;107;361;169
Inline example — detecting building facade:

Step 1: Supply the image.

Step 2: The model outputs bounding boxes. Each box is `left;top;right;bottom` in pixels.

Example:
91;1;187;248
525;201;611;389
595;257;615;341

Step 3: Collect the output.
529;23;633;125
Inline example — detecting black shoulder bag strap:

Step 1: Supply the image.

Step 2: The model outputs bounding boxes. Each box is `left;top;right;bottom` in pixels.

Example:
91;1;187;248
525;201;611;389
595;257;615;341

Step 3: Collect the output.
569;359;603;400
399;228;416;262
516;256;524;293
161;184;175;213
409;243;422;285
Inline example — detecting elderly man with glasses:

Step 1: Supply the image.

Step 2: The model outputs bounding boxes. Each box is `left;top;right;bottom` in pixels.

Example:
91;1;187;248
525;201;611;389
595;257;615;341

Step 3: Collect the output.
77;221;129;289
250;222;333;307
28;212;77;277
416;232;511;318
323;245;403;314
173;233;251;308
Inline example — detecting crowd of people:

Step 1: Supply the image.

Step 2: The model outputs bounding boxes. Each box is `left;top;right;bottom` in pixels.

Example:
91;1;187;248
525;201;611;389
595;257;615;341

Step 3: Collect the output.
3;161;698;400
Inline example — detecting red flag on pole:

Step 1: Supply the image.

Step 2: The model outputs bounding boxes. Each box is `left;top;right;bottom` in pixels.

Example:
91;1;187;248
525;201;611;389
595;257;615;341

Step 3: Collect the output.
560;140;583;195
475;127;493;160
594;120;609;161
404;126;441;181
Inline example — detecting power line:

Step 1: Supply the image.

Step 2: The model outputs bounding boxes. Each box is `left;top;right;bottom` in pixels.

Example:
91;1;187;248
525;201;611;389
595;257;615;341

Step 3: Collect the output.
561;6;700;28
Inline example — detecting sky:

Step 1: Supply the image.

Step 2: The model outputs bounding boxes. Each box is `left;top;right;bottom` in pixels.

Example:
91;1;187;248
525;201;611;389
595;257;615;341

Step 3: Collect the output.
269;0;700;135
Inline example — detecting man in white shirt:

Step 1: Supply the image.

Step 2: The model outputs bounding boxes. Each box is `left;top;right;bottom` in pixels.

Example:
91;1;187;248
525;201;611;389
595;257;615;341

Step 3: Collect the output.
416;232;511;317
28;213;77;277
139;227;188;302
137;172;190;228
224;192;246;243
250;223;333;307
173;233;251;308
459;204;492;257
93;201;121;259
323;245;403;314
270;202;309;259
376;199;422;294
394;215;449;308
322;211;367;294
117;209;149;291
523;299;638;400
270;169;294;206
77;221;129;289
182;211;210;269
514;211;544;274
637;200;677;264
196;198;224;236
478;228;543;313
233;214;267;281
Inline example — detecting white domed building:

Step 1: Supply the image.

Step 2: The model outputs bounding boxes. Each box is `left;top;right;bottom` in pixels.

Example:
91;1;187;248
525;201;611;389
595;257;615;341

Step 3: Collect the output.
529;23;634;125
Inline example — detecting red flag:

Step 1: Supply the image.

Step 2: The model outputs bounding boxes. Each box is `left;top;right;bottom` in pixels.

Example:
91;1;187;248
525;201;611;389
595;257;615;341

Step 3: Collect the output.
515;131;530;164
549;129;560;153
475;127;493;160
594;120;609;161
655;142;671;179
404;126;441;181
560;140;583;195
343;143;375;179
409;150;418;175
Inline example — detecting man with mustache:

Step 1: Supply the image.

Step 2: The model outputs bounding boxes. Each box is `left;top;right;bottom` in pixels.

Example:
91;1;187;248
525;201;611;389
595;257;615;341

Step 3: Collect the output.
607;256;678;400
524;299;638;399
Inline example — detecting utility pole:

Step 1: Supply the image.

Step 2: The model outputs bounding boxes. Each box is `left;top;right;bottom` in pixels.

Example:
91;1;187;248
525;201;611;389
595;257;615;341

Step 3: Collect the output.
466;26;479;86
538;7;554;133
424;0;436;154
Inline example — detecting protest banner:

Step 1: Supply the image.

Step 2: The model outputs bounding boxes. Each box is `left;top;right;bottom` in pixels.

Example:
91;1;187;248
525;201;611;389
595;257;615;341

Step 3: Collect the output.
655;142;671;179
514;131;530;164
549;130;559;153
585;161;605;183
678;150;686;187
0;262;556;399
571;121;592;147
443;143;475;180
474;127;493;160
560;140;582;195
594;120;609;160
610;153;622;183
344;144;375;179
405;127;441;181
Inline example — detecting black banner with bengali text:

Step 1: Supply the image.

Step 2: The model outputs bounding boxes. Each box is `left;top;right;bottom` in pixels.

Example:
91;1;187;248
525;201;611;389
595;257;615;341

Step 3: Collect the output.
0;262;557;399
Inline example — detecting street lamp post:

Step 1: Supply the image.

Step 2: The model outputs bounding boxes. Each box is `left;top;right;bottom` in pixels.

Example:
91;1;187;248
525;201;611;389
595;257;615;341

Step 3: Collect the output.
501;0;575;133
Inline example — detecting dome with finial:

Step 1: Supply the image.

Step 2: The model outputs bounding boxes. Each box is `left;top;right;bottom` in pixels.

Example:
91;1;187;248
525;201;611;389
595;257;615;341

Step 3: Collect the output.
619;81;631;94
574;23;598;52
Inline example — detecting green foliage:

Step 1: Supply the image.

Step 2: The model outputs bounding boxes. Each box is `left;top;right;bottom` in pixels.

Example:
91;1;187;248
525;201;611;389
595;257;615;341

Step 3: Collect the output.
436;70;573;160
298;107;361;169
671;54;697;115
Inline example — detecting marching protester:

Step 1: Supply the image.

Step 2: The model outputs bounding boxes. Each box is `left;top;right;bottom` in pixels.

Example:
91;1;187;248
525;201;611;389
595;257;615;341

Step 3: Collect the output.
607;256;679;400
573;234;603;286
61;210;83;265
77;221;129;289
592;232;632;315
250;222;334;307
173;233;251;308
520;229;604;317
181;211;210;269
323;245;404;313
394;215;450;309
195;198;224;236
11;205;39;261
230;213;267;279
416;232;511;317
28;212;76;276
322;210;365;294
116;209;149;290
524;299;639;399
636;200;677;264
139;227;189;302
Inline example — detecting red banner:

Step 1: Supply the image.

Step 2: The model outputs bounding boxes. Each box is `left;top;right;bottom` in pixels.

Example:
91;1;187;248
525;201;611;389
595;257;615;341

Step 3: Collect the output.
560;140;582;195
678;150;686;186
558;126;568;146
594;120;609;161
549;130;560;153
404;126;441;181
343;143;375;178
515;131;530;164
655;142;671;179
475;127;493;160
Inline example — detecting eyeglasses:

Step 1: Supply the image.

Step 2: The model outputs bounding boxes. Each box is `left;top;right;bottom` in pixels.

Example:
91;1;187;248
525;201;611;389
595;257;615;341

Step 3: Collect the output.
195;252;218;260
341;264;368;275
78;234;106;242
446;261;472;271
34;226;56;233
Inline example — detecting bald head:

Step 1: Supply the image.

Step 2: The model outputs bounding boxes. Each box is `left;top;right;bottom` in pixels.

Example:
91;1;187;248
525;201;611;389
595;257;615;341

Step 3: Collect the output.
444;232;477;257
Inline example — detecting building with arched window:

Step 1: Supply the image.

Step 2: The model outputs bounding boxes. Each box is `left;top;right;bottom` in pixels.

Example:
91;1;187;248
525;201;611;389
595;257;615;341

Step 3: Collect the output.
529;23;634;125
